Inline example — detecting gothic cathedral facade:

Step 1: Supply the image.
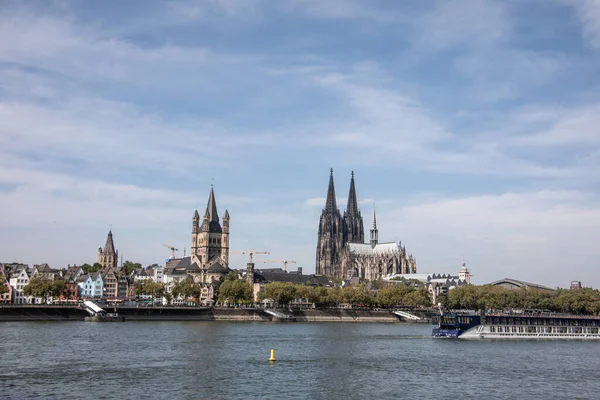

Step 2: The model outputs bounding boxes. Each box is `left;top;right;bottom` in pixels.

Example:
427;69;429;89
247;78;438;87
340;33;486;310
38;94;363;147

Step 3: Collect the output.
315;170;417;280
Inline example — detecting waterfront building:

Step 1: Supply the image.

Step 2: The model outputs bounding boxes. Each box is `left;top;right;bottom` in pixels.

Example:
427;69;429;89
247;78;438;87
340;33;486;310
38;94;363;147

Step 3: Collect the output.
315;169;417;280
97;230;118;269
77;273;103;298
101;266;118;298
9;265;42;304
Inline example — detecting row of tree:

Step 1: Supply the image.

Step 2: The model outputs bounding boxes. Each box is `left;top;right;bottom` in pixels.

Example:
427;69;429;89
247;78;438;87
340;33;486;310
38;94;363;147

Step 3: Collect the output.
21;276;67;303
444;285;600;315
256;282;431;307
212;273;432;307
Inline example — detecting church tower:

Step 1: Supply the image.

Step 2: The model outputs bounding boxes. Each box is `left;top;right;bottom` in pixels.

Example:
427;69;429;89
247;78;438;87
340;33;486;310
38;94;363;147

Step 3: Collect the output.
315;169;345;277
191;187;230;269
344;171;364;244
370;208;378;248
97;230;118;269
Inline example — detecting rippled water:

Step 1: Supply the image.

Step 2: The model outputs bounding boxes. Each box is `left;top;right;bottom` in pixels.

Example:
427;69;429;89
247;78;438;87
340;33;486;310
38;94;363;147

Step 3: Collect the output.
1;321;600;399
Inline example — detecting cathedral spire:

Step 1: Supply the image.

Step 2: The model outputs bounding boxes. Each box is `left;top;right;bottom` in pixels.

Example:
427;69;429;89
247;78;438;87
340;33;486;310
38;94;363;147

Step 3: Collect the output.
325;168;337;212
346;170;359;216
370;207;378;248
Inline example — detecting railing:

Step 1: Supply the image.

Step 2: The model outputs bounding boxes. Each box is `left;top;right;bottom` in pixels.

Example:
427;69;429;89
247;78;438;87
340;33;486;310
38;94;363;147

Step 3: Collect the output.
393;310;421;320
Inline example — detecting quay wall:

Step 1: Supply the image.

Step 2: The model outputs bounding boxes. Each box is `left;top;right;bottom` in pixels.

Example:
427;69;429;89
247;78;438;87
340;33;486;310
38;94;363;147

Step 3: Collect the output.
0;306;432;323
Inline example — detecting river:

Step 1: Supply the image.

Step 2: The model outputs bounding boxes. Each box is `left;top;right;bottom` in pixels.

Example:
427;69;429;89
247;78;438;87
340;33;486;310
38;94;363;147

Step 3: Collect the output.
1;321;600;399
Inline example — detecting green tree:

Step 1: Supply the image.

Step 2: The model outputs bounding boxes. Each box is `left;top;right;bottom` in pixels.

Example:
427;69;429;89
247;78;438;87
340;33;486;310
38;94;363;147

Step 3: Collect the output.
23;275;54;302
218;278;253;304
171;277;199;303
81;263;101;274
0;281;8;295
122;261;142;275
263;282;296;305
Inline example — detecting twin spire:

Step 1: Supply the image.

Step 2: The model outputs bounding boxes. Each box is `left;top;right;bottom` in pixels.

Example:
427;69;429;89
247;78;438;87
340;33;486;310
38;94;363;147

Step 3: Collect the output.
325;168;360;216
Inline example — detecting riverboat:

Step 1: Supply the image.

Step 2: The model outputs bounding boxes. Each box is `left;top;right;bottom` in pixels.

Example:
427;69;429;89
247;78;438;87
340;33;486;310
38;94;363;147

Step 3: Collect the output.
432;312;600;339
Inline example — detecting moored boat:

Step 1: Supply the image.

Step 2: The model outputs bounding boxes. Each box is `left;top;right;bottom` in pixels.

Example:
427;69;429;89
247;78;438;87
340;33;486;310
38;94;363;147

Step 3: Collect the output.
432;311;600;340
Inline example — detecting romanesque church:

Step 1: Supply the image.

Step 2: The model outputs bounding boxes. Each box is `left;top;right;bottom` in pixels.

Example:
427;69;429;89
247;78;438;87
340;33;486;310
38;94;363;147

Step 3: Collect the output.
164;186;230;284
315;169;417;280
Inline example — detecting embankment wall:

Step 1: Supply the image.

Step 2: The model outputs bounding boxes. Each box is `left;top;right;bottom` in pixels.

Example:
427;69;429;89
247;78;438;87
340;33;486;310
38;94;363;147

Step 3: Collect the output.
0;306;432;323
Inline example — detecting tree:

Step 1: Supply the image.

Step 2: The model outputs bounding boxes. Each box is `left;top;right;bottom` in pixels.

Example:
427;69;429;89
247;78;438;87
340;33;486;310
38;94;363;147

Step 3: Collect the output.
23;275;62;303
122;261;142;275
0;281;8;295
171;277;200;304
263;282;297;305
81;264;101;274
218;278;253;304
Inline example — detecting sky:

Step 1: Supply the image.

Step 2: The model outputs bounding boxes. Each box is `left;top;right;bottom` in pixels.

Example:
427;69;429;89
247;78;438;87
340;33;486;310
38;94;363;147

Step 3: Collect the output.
1;0;600;288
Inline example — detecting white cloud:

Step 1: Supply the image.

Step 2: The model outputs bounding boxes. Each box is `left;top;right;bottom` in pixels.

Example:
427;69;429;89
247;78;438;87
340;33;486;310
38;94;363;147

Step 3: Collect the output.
414;0;513;51
379;190;600;287
566;0;600;49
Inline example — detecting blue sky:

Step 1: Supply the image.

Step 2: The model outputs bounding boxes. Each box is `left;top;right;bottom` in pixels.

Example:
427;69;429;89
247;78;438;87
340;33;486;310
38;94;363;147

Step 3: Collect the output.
1;0;600;287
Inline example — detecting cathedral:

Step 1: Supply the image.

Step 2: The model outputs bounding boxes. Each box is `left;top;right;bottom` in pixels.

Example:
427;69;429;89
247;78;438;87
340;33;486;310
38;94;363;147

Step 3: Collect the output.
315;169;417;280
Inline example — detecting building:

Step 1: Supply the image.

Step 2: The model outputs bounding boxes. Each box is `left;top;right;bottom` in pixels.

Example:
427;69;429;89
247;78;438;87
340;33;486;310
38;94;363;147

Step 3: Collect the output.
163;187;231;286
190;186;230;276
9;265;42;304
488;278;555;292
77;273;103;298
570;281;582;290
97;230;118;269
101;266;118;298
315;169;417;280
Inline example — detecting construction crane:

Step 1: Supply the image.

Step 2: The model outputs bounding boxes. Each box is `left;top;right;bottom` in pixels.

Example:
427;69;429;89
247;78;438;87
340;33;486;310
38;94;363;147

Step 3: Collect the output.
231;250;270;263
263;259;297;272
162;244;178;259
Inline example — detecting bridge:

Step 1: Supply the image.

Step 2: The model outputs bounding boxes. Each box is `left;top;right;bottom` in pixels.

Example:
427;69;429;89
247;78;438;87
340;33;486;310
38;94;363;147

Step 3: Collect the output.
82;301;106;316
263;308;295;321
393;310;421;321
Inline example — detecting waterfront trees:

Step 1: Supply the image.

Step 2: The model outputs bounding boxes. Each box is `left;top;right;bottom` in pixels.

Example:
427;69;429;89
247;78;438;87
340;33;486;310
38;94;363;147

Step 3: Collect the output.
445;285;600;315
22;276;66;303
134;280;165;303
375;285;430;307
0;281;8;295
218;277;253;305
262;282;297;305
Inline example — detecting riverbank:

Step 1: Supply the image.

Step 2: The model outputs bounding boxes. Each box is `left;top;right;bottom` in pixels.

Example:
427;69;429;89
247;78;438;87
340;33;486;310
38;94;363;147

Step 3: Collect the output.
0;305;433;323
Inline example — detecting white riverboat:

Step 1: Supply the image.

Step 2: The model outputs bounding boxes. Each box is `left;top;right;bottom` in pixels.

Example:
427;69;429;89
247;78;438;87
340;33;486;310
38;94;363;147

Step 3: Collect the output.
432;312;600;340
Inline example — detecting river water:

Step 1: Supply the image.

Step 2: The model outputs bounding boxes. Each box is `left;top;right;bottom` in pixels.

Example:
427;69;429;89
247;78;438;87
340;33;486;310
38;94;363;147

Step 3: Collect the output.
1;321;600;399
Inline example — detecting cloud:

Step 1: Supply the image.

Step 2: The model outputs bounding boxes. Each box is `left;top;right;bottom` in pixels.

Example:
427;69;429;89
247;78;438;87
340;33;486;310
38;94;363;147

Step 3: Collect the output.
381;190;600;287
566;0;600;50
414;0;513;51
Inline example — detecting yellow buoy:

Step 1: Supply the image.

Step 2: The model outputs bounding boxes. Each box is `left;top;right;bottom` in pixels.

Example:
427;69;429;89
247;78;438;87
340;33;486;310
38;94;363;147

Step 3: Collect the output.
269;348;276;362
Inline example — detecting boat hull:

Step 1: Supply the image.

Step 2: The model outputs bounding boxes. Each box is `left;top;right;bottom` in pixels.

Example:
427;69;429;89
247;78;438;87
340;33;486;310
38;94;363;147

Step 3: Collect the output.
459;325;600;340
